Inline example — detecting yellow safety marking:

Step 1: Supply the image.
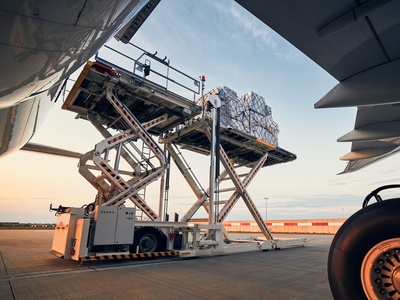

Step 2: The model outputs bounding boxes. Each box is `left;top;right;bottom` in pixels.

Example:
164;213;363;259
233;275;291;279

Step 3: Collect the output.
62;61;93;109
255;138;276;149
79;251;179;262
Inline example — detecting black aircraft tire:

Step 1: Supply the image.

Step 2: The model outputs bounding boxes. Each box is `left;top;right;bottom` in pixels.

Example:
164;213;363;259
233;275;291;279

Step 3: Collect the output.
328;198;400;300
130;227;166;254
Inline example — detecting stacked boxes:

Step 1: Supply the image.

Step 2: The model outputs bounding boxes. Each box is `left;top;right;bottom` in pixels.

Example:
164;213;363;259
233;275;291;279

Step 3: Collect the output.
199;86;279;146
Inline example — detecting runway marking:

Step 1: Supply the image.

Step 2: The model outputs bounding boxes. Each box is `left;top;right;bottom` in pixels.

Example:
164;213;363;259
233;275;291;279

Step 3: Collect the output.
0;268;93;283
0;257;185;283
0;250;16;299
300;251;328;255
0;250;8;275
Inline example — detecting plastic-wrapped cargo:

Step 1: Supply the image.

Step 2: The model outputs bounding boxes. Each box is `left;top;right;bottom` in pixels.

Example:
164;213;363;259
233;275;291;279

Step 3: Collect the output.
198;86;279;146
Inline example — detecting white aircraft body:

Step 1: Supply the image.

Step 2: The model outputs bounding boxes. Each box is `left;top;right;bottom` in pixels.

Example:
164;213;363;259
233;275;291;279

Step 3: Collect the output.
0;0;159;157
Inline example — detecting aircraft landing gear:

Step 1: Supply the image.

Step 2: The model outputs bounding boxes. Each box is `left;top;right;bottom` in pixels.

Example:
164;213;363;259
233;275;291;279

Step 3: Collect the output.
328;198;400;299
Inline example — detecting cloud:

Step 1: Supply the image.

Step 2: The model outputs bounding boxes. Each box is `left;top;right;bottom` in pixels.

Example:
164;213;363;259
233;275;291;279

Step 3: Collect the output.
207;0;302;61
204;1;274;49
228;5;277;51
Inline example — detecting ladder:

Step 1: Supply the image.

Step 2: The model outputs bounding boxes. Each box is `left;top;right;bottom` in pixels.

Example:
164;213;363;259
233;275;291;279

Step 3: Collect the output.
135;138;153;220
79;88;169;220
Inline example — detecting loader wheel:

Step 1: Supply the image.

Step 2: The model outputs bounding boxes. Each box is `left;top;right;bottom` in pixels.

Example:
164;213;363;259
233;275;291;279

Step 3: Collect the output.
130;227;166;253
328;198;400;300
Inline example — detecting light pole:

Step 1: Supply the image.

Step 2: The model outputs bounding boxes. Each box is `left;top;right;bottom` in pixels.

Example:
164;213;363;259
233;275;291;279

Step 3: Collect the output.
264;197;268;221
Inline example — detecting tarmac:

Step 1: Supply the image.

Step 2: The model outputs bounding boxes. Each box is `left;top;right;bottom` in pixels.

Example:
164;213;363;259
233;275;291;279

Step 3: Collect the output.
0;230;334;299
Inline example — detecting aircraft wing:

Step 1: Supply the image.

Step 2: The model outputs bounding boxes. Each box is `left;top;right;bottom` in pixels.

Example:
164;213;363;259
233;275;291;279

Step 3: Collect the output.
21;143;83;159
235;0;400;173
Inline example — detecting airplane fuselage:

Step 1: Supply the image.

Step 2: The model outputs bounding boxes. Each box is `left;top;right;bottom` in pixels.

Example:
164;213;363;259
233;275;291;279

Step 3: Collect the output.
0;0;145;157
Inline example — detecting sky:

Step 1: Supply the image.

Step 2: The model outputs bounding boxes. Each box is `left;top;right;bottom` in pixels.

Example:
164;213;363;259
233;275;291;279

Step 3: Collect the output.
1;0;400;223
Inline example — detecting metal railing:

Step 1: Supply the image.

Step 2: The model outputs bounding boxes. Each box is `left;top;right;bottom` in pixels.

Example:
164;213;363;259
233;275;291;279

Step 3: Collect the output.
95;42;200;101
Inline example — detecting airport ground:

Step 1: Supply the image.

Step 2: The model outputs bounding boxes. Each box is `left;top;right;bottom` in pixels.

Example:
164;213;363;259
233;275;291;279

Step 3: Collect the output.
0;230;333;299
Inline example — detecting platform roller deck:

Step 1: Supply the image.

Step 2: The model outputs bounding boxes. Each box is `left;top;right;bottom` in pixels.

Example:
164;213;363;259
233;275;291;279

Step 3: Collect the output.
160;117;296;167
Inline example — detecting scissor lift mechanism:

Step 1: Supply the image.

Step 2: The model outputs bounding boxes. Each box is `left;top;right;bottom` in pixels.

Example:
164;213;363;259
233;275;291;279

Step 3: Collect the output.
54;45;303;261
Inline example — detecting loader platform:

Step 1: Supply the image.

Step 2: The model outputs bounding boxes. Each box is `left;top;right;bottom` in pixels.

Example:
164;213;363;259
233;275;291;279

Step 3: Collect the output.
63;59;201;135
63;56;295;168
160;117;296;167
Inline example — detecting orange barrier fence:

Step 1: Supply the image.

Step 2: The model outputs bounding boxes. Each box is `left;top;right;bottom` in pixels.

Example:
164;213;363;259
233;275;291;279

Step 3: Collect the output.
189;218;346;234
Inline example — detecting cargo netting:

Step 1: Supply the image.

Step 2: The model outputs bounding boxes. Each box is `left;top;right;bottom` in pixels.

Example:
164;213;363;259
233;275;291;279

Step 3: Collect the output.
198;86;279;146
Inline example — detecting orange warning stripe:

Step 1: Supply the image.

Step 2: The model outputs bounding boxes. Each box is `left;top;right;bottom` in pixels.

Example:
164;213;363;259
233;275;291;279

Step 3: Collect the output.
62;61;93;110
255;138;276;149
79;251;179;262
